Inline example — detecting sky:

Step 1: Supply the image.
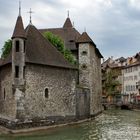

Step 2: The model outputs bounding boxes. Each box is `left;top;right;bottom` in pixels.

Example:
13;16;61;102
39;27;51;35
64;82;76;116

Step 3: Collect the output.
0;0;140;59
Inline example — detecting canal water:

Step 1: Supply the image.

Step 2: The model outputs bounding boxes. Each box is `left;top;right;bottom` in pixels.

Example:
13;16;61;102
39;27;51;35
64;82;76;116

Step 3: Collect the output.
1;109;140;140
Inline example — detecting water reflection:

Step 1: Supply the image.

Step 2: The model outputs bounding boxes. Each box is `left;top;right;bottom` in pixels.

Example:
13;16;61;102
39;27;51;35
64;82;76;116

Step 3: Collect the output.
1;109;140;140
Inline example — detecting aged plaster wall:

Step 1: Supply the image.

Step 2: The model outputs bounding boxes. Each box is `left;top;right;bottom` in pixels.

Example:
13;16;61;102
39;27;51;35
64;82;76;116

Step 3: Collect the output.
17;64;78;119
78;43;102;115
0;65;16;120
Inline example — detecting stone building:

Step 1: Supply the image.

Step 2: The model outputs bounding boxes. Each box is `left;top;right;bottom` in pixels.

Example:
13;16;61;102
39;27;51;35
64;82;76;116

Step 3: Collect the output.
0;11;102;127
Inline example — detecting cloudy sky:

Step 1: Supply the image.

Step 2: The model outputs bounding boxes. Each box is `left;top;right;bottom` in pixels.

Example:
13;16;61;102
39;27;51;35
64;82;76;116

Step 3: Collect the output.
0;0;140;59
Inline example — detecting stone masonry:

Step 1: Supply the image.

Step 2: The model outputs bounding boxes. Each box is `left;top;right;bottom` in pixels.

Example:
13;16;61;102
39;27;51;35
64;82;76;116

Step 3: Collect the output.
16;64;78;119
0;12;103;128
78;42;102;115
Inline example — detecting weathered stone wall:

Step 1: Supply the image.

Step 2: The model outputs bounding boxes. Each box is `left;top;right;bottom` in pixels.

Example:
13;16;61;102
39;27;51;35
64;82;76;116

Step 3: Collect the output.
78;43;90;87
78;43;102;115
76;87;90;118
89;44;102;114
12;38;25;86
17;64;78;120
0;65;16;120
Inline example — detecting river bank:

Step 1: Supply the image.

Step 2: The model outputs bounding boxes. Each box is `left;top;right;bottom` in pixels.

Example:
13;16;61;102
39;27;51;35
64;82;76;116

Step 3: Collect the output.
0;111;102;135
0;109;140;140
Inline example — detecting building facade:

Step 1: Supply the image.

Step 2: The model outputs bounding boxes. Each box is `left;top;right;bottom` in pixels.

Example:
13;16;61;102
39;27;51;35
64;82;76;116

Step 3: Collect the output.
102;57;124;104
122;62;140;104
102;53;140;105
0;10;102;127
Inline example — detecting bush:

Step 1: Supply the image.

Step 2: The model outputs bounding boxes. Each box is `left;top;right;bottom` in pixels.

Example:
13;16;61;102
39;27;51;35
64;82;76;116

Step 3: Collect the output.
43;32;77;65
1;32;77;65
1;39;12;59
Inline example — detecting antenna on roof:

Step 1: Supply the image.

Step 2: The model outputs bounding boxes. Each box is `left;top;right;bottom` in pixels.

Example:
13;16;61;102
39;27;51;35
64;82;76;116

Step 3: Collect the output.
27;8;34;24
67;10;69;18
19;0;21;16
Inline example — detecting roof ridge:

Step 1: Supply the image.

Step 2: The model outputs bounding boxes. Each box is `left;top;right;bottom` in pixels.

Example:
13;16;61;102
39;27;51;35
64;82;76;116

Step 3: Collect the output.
40;27;63;30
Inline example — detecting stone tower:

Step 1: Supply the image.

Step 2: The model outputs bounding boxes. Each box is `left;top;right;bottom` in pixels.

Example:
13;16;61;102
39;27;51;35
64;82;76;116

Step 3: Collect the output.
11;15;26;118
77;32;103;115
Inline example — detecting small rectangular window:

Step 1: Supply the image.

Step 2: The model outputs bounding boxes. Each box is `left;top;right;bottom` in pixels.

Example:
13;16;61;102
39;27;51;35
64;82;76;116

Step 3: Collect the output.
4;88;6;100
15;40;20;52
24;41;26;53
15;66;19;78
23;66;25;78
45;88;49;98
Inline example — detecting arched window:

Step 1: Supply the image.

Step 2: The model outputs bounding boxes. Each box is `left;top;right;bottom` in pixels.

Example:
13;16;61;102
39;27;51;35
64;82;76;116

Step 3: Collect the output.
45;88;49;98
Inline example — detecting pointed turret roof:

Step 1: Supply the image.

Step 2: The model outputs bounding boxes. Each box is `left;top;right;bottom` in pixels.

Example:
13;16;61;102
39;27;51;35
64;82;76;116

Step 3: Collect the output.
63;17;73;28
76;32;93;44
77;32;103;58
12;16;26;39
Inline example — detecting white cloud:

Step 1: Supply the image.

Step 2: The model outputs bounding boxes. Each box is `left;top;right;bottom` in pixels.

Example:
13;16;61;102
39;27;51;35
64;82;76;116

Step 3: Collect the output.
0;0;140;58
129;0;140;9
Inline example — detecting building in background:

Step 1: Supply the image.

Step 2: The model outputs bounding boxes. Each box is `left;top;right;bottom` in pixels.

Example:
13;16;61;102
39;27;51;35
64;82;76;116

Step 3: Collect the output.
122;53;140;104
102;53;140;105
102;57;125;104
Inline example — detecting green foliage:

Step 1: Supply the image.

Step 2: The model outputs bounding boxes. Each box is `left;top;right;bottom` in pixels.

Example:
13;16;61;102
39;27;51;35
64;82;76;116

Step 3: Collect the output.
104;71;120;96
1;39;12;59
43;32;77;65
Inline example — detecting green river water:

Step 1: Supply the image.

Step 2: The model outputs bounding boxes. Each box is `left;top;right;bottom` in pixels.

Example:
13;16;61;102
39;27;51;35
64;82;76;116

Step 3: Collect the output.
1;109;140;140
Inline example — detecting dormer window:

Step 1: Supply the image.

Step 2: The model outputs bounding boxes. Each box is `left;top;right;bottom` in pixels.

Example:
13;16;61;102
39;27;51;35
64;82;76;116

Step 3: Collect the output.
15;40;20;52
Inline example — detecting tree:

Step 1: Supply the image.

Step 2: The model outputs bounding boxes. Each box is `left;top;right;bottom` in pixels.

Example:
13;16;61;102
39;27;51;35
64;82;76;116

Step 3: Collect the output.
1;39;12;59
1;32;77;65
104;71;120;96
43;32;77;65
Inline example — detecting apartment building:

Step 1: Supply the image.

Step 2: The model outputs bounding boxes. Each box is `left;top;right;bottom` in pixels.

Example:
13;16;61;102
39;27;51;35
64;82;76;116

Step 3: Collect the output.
122;56;140;104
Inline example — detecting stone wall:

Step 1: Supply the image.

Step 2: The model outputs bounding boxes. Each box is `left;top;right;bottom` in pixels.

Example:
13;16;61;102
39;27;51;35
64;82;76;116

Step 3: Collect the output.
12;38;25;86
17;64;78;120
0;65;16;120
78;43;102;115
78;43;90;87
89;44;102;114
76;87;90;118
